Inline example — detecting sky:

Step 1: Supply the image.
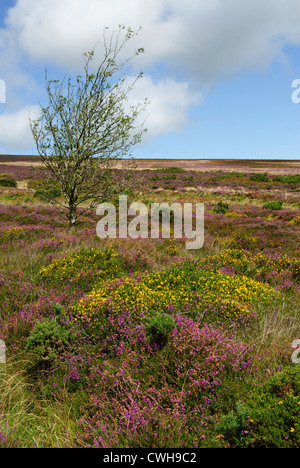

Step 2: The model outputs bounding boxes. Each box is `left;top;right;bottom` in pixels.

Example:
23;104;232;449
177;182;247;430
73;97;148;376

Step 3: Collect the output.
0;0;300;160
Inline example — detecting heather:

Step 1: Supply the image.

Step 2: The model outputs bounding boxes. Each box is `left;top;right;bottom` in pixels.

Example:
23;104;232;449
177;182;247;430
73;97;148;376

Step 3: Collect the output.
0;162;299;448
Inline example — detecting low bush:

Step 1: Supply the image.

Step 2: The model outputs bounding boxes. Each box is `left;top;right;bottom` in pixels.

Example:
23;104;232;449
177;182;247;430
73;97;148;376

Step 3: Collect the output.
0;176;17;187
209;171;245;181
155;166;186;173
250;173;269;182
216;366;300;448
25;317;77;369
273;174;300;184
263;201;283;210
33;188;61;200
144;312;176;348
213;201;229;214
72;261;280;335
204;248;300;284
149;174;177;180
29;178;61;200
39;245;124;287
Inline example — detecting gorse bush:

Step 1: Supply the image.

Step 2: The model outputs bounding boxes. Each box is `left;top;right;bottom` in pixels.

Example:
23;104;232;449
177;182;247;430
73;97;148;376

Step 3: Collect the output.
25;318;77;369
144;312;176;348
215;402;253;448
0;225;51;249
205;248;254;275
209;171;245;181
28;178;61;200
39;245;123;285
0;226;30;241
217;366;300;448
0;176;17;187
250;173;269;182
263;201;283;210
273;174;300;184
34;187;61;200
204;248;300;286
213;201;229;214
225;212;244;218
161;174;177;180
72;261;280;335
149;174;160;181
154;166;187;173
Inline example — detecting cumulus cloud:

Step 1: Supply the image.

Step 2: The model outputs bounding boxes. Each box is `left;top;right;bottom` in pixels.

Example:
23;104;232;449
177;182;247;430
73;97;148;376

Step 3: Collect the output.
5;0;300;83
0;105;40;152
1;0;300;151
128;76;202;140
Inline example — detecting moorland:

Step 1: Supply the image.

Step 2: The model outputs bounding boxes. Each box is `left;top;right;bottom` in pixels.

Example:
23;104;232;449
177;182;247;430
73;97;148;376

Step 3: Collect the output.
0;157;299;448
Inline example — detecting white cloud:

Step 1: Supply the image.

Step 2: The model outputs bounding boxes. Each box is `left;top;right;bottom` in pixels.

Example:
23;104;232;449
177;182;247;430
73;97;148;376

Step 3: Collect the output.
1;0;300;152
128;76;201;140
0;22;41;110
5;0;300;83
0;105;40;151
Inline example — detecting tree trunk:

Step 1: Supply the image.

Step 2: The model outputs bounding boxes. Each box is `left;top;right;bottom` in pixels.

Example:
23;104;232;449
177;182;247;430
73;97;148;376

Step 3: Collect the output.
68;202;77;230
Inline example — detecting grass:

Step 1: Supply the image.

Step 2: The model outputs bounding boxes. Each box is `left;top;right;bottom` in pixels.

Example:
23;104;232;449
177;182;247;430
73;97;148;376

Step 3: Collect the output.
0;358;77;447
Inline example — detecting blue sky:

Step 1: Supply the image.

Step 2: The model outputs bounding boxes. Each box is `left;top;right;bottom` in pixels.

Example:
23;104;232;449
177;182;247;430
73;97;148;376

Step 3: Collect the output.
0;0;300;159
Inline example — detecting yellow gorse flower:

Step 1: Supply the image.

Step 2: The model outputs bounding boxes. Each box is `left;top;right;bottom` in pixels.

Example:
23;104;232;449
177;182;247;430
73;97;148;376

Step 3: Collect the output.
72;263;280;328
40;245;121;282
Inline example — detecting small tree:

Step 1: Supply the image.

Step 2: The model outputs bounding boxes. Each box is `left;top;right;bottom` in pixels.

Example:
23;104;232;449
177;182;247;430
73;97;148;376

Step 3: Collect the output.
30;26;147;229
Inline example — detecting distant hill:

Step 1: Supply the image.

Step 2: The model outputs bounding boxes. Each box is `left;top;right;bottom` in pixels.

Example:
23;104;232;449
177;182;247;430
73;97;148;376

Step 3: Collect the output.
0;154;41;162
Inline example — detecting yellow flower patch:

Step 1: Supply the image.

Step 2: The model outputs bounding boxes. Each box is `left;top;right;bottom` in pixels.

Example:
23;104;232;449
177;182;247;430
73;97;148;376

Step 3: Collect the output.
39;245;122;282
73;265;280;328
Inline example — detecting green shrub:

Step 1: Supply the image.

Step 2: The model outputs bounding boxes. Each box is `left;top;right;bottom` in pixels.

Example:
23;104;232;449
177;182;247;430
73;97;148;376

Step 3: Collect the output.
0;176;17;187
2;194;23;201
27;178;46;189
34;187;61;200
213;201;229;214
29;178;61;200
217;366;300;448
150;172;178;181
162;174;177;180
155;166;186;173
273;174;300;184
39;245;123;285
263;200;283;210
209;171;245;181
250;173;269;182
216;402;252;448
51;302;68;319
144;312;176;348
25;318;76;369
